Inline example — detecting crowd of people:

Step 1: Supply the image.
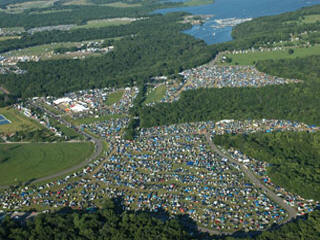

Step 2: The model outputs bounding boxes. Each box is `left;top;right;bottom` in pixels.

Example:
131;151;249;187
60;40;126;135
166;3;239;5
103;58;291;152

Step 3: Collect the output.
1;118;319;232
39;87;138;117
180;65;301;90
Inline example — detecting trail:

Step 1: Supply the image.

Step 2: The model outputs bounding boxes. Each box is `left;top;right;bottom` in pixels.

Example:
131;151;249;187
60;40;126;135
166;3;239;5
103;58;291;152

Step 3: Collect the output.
0;102;104;188
204;133;298;224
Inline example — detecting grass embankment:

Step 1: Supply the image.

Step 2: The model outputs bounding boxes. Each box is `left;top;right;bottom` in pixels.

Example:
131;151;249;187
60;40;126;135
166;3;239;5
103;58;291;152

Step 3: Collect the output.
220;45;320;65
144;85;166;104
0;107;42;135
0;142;94;185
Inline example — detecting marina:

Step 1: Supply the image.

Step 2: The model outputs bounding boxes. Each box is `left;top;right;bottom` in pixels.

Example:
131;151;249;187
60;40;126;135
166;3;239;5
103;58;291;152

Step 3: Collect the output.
155;0;320;44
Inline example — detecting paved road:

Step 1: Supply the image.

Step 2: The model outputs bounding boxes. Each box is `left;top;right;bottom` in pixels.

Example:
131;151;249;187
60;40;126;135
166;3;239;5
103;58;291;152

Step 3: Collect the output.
204;133;298;224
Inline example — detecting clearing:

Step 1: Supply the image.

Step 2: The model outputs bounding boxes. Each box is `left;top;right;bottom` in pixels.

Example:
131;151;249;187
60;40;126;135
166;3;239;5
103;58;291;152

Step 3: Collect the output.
220;45;320;65
105;90;124;106
72;18;133;30
0;107;42;135
0;142;94;185
144;85;166;104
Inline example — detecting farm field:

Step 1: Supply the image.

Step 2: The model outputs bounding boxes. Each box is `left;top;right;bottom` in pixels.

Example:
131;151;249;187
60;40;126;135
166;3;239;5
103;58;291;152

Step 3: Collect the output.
0;107;42;135
71;18;133;30
0;142;94;185
183;0;213;7
144;85;166;104
221;45;320;65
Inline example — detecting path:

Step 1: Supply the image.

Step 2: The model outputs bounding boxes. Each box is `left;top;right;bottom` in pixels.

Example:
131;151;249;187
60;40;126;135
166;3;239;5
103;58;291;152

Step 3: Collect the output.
204;133;298;224
0;102;104;187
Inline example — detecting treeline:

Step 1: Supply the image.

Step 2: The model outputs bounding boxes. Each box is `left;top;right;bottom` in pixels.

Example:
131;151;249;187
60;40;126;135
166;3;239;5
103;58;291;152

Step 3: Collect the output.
0;94;18;108
6;129;60;142
0;13;214;98
140;55;320;127
0;199;194;240
213;131;320;200
0;14;185;53
0;0;40;9
0;2;168;29
232;4;320;46
226;210;320;240
0;198;319;239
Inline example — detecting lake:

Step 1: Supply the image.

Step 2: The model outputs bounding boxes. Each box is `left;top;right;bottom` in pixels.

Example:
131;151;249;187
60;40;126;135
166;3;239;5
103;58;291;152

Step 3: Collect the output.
155;0;320;44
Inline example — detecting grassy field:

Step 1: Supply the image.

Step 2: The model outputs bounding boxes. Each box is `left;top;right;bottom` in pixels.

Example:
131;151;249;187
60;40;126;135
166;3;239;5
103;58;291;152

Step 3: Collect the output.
3;38;120;59
63;0;91;6
3;42;79;58
65;114;124;125
103;2;141;8
72;18;132;30
0;107;42;135
0;142;93;185
144;85;166;104
183;0;213;7
105;90;124;105
0;36;20;42
301;14;320;24
220;45;320;65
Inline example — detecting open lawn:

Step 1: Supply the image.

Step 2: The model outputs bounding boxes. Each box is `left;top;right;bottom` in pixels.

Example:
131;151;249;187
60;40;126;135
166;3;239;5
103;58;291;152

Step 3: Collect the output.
72;18;132;30
220;45;320;65
302;14;320;24
72;114;124;125
3;42;79;58
183;0;213;7
144;85;166;104
63;0;91;6
105;90;124;105
0;36;20;42
0;107;42;135
103;2;141;8
0;142;94;185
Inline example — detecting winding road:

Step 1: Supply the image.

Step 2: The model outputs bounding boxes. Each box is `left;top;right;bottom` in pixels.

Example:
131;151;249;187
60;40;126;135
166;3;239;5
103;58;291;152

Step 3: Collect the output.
204;133;298;224
0;102;104;188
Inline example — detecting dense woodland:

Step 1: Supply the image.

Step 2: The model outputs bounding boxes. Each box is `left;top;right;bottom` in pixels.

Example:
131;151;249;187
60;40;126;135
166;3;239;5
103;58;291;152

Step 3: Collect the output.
0;14;190;53
0;1;177;29
0;199;319;240
232;4;320;46
0;13;214;98
140;55;320;127
1;2;320;238
213;131;320;200
0;200;193;240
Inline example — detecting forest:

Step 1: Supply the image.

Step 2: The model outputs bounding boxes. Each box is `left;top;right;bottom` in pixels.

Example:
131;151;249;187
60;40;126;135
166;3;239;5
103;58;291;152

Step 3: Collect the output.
0;13;214;98
140;55;320;127
0;14;184;53
0;1;176;29
213;131;320;200
232;4;320;46
0;198;319;240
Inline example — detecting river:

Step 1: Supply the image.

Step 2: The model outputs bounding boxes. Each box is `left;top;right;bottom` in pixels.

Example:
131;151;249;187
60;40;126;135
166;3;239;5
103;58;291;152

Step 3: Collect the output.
154;0;320;44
